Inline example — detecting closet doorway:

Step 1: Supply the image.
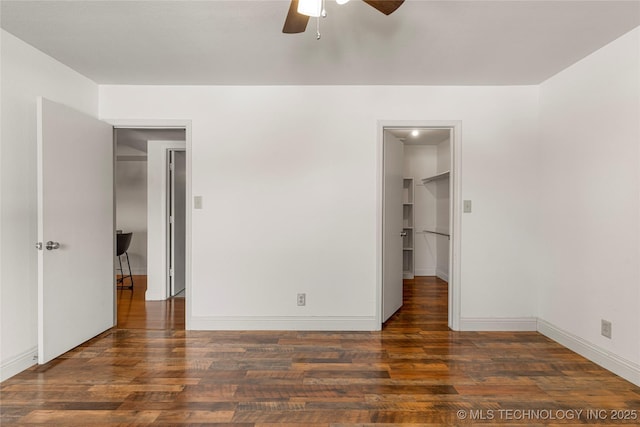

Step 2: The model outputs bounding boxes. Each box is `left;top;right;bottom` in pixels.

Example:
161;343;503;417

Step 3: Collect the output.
380;122;461;330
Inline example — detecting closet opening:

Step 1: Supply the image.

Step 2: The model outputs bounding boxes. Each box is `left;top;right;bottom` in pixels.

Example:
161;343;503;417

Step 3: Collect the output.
380;122;461;330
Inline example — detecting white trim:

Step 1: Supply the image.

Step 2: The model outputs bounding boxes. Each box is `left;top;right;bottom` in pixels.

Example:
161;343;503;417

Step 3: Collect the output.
449;122;462;331
415;268;436;276
537;319;640;386
144;289;166;301
436;269;449;282
104;119;188;129
104;119;193;329
147;140;186;301
190;316;378;331
459;317;538;331
36;97;45;362
375;123;384;329
377;120;462;331
1;347;37;382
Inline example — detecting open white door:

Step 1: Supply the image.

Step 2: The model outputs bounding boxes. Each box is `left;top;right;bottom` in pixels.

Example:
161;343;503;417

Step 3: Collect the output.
382;132;404;322
169;149;186;296
37;97;114;364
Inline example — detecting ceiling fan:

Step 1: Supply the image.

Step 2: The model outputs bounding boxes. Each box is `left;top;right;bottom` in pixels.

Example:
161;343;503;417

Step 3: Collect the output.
283;0;405;34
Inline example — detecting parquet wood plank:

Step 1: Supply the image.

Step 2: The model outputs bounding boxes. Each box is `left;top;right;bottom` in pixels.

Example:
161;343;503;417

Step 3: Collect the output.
153;409;235;423
19;409;161;424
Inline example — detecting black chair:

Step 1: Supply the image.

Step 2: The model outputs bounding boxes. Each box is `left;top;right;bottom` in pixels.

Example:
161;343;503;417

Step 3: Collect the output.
116;232;134;290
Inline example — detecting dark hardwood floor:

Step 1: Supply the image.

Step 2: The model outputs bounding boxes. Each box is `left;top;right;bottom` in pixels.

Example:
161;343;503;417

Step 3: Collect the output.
2;276;639;425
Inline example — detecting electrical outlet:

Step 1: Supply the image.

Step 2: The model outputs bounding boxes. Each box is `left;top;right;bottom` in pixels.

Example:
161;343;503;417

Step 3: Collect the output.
601;319;612;339
297;293;306;306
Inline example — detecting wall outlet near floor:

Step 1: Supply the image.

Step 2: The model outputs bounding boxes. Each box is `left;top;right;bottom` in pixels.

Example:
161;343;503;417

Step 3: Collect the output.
297;293;306;306
601;319;612;339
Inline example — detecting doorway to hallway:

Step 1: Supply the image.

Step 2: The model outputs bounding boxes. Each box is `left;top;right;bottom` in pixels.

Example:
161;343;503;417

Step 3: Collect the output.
114;127;187;329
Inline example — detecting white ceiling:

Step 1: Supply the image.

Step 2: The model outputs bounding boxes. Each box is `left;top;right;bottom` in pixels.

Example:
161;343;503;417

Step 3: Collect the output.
1;1;639;85
386;128;450;145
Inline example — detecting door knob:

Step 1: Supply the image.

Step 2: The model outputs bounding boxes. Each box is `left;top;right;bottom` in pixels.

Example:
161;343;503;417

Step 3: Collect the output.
400;231;407;237
45;241;60;250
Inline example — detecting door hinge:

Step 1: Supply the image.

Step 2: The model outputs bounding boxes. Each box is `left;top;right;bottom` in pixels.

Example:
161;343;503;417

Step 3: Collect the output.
169;162;175;171
169;215;174;224
169;268;174;277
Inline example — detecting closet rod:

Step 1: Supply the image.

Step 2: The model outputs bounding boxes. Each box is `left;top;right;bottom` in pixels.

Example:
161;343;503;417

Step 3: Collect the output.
422;230;450;238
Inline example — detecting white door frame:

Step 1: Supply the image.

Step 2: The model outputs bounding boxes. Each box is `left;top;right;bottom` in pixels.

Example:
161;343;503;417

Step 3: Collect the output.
377;120;462;330
106;119;192;329
147;140;186;301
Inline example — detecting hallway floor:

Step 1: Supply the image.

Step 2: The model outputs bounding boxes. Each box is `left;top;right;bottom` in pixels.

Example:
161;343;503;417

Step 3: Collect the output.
117;275;185;330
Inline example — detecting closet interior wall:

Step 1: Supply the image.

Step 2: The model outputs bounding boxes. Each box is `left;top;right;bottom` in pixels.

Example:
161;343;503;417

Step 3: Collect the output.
403;136;451;281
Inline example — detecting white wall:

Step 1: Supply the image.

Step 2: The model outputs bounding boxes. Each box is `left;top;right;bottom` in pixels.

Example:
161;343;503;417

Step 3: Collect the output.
0;30;99;380
115;156;147;275
100;85;540;330
538;28;640;376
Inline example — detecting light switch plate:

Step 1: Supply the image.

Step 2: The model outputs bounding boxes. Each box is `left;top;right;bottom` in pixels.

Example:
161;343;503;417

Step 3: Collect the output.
463;200;472;213
601;319;612;339
194;196;203;209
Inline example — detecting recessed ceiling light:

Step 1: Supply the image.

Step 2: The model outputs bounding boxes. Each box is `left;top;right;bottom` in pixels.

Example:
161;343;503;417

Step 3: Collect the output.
411;130;420;137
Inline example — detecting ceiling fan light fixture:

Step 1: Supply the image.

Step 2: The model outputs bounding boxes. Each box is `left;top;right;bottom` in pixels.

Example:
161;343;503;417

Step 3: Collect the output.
298;0;322;17
283;0;403;35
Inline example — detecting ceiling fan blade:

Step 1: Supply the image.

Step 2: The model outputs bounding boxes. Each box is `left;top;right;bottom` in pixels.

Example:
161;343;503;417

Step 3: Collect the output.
283;0;310;33
362;0;405;15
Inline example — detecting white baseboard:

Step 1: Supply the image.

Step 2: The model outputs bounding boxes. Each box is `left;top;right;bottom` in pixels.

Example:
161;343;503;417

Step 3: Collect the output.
189;316;379;331
1;346;37;382
414;268;436;276
460;317;538;331
436;269;449;282
537;319;640;386
145;289;166;301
